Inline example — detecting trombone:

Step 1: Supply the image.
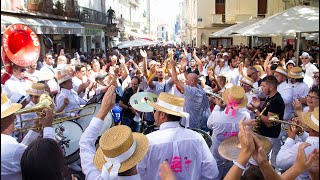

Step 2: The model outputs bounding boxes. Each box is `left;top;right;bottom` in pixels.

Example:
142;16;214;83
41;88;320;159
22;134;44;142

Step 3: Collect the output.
269;115;304;136
13;95;96;132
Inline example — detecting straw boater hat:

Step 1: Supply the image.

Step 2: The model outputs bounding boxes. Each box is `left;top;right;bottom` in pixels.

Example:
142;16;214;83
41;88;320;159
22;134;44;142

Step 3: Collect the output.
301;107;319;132
1;92;22;119
275;66;288;76
218;135;272;161
288;67;304;79
222;85;248;109
93;125;148;175
240;76;255;87
57;73;72;85
148;92;186;117
26;83;48;96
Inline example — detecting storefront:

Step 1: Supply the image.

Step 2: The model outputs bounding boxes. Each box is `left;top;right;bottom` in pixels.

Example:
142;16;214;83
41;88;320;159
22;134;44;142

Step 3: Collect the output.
1;14;85;56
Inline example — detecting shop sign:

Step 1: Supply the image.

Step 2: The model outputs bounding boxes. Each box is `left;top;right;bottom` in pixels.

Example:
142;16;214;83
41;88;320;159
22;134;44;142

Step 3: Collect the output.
104;28;119;36
41;27;84;35
85;29;103;36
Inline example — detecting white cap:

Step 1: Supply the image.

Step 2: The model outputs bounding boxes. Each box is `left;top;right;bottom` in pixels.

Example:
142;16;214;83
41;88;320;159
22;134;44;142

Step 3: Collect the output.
285;59;296;67
223;52;229;57
300;52;310;58
270;57;279;64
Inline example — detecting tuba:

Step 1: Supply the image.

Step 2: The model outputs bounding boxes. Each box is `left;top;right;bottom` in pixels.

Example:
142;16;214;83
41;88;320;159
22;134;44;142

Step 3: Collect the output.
1;24;42;84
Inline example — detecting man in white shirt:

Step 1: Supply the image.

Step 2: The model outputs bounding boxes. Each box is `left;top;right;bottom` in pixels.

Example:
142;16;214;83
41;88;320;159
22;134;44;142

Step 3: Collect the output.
288;67;309;100
2;64;32;98
207;85;251;179
1;92;55;180
276;107;319;180
80;85;149;180
72;64;92;99
39;53;55;80
300;52;319;88
137;92;219;180
274;66;294;121
55;74;87;117
214;58;230;76
225;57;240;85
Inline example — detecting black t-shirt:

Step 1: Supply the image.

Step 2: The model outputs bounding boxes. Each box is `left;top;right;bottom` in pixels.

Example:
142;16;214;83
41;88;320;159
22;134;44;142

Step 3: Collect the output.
121;87;142;119
205;76;212;87
187;67;200;75
259;92;285;138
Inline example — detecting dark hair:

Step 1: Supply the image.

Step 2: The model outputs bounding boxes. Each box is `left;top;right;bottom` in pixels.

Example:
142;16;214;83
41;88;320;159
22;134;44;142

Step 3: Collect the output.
131;76;141;84
310;86;319;97
261;75;278;88
241;165;264;180
1;114;14;132
75;64;85;72
21;138;69;180
166;114;182;122
295;78;304;83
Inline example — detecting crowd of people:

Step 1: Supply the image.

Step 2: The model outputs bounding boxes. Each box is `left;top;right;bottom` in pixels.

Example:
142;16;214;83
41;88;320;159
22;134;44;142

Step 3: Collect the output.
1;42;319;180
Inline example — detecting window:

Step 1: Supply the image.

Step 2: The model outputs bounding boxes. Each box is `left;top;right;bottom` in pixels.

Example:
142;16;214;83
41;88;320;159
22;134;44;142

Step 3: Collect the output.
258;0;267;15
215;0;225;14
162;27;164;31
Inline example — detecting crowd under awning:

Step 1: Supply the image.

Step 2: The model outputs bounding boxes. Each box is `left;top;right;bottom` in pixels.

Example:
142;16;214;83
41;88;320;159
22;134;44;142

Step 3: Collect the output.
1;14;85;35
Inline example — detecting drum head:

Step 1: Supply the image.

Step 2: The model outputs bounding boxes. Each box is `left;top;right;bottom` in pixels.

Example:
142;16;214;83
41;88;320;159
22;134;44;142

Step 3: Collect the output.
129;92;158;112
77;103;113;136
52;121;83;164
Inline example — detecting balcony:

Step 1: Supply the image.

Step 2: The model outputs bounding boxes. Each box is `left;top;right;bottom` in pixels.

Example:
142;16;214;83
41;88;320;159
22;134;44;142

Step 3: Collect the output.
79;6;107;25
27;0;79;19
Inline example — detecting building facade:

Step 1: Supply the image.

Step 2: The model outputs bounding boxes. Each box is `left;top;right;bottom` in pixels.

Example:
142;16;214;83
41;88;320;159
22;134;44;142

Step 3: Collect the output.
185;0;289;47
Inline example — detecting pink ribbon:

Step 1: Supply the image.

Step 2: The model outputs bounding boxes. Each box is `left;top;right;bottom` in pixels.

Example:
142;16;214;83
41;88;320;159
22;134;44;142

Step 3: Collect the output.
225;95;241;117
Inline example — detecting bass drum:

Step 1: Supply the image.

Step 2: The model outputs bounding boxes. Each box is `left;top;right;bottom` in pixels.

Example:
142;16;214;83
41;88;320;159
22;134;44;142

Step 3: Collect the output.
77;103;113;137
52;121;83;164
143;125;212;148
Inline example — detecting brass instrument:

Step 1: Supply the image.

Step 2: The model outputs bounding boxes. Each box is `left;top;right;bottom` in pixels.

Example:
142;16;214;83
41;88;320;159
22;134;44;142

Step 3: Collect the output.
252;101;270;133
269;115;304;136
14;95;96;133
249;87;262;95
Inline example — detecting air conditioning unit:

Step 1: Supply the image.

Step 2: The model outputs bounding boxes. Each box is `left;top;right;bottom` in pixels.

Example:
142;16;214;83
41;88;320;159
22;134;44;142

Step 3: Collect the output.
212;14;222;24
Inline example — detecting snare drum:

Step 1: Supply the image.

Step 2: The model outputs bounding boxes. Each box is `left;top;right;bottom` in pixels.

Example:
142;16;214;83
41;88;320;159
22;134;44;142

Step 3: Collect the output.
77;103;113;137
142;125;212;148
52;121;83;164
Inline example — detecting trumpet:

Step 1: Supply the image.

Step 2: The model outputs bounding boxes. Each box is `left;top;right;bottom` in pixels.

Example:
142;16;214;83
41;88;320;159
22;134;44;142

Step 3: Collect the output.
269;115;304;136
249;87;262;95
13;95;96;132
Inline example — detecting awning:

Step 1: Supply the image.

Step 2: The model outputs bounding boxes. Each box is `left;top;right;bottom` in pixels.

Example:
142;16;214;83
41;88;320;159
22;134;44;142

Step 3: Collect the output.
210;18;261;37
1;14;85;35
233;5;319;36
126;31;152;40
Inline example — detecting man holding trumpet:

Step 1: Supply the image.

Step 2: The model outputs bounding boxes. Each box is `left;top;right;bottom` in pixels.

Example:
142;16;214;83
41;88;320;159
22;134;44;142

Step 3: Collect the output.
1;92;55;180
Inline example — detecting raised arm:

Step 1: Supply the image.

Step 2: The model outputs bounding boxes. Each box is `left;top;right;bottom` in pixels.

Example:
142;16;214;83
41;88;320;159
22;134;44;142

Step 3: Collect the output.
119;55;129;82
193;49;203;73
170;60;185;92
140;49;149;78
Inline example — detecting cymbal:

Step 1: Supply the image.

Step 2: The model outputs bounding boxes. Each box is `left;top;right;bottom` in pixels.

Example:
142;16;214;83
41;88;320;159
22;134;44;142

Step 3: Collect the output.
218;134;272;161
129;92;158;112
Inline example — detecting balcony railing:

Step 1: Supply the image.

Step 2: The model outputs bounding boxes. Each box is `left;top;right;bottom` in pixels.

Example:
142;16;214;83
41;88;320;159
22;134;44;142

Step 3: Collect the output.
25;0;79;19
79;6;107;25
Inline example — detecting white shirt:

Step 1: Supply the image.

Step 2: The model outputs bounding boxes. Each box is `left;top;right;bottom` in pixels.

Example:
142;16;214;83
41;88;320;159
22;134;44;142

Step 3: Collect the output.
25;70;41;82
245;92;258;119
55;88;87;116
207;106;251;165
3;75;32;98
137;121;219;180
79;117;141;180
39;64;55;80
20;101;37;129
225;67;240;85
1;128;55;180
289;81;309;100
214;65;230;77
302;62;318;88
277;81;294;120
276;135;319;180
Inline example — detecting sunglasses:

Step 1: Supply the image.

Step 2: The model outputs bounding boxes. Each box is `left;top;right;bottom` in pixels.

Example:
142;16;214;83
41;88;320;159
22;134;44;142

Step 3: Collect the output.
301;57;308;59
20;68;27;72
314;75;319;79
